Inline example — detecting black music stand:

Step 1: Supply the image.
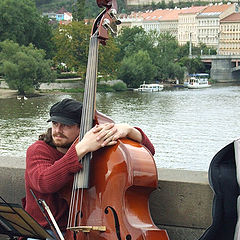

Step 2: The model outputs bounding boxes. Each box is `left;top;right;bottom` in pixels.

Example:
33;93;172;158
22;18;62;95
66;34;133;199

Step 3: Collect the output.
0;196;53;239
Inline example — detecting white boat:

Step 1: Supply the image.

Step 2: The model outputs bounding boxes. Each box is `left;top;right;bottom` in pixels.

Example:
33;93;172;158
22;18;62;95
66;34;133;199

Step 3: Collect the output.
186;73;211;89
135;83;164;92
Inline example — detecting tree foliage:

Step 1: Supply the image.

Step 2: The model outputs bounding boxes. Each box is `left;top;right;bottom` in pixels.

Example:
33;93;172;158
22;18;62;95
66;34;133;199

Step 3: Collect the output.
0;40;56;95
179;56;205;74
53;21;119;77
116;27;186;84
72;0;85;21
117;50;157;88
36;0;126;17
98;36;120;76
0;0;55;58
53;21;91;74
116;27;212;85
154;32;180;80
115;26;155;62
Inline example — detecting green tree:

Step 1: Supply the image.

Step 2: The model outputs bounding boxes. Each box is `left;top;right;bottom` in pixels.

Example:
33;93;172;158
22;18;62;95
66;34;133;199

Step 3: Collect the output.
0;40;56;95
33;16;56;59
158;0;167;9
115;26;155;62
0;0;55;58
53;21;119;77
72;0;85;21
174;63;185;81
117;50;157;88
84;0;102;18
179;56;205;74
116;28;186;82
156;32;178;62
154;33;183;80
98;36;120;76
53;21;91;74
198;42;217;55
168;0;175;9
178;43;190;59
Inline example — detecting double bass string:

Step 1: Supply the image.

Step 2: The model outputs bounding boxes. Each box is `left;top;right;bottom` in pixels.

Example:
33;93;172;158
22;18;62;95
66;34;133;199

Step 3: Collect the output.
78;33;99;226
68;33;99;229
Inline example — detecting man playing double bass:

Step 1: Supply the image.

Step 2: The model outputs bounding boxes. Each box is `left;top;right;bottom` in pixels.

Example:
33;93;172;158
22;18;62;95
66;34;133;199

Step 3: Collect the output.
23;98;155;238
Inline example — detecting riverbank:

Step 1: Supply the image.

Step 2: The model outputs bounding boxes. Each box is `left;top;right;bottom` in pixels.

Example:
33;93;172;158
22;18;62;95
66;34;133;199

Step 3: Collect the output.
0;78;128;97
0;89;18;99
0;83;182;99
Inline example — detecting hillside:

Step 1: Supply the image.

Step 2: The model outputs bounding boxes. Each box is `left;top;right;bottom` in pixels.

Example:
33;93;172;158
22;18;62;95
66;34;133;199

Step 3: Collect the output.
35;0;127;17
36;0;79;13
35;0;210;17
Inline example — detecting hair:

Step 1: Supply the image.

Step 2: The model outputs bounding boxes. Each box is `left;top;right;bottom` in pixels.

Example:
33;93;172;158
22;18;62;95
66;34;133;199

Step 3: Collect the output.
38;128;56;148
38;123;80;148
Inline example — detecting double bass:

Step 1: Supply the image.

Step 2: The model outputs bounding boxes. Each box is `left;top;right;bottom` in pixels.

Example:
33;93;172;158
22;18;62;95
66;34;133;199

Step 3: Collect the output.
64;1;170;239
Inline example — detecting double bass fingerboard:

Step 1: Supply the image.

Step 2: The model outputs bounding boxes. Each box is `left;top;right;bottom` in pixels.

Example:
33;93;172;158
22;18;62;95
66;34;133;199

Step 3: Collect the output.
76;32;99;189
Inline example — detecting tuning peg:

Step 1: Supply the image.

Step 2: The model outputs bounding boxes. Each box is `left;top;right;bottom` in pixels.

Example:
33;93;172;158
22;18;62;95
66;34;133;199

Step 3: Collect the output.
103;18;116;35
109;9;121;25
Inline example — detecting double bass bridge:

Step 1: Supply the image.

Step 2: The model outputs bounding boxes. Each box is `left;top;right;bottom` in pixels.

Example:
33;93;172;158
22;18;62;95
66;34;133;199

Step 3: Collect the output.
67;226;106;233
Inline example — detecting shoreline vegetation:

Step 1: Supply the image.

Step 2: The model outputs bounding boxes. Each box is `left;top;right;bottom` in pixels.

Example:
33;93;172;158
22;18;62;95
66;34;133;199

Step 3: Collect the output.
0;84;184;99
0;83;184;99
0;76;191;99
0;78;130;98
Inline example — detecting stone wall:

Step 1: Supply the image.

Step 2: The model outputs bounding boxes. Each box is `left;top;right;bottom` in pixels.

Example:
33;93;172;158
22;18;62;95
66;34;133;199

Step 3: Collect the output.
0;156;213;240
210;58;233;82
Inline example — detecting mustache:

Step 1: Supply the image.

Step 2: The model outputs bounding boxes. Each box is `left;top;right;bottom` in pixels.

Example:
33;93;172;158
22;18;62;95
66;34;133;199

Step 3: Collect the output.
53;133;67;139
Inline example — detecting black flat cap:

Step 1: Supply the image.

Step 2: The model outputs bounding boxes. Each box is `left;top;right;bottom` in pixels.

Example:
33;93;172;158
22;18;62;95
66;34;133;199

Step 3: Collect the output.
47;98;82;125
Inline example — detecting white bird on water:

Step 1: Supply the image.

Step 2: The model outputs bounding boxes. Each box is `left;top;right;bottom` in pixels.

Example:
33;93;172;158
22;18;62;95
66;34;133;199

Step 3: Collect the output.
17;96;28;100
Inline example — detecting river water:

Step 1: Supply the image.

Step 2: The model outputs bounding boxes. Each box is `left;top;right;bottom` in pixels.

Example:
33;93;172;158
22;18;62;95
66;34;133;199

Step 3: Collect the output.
1;84;240;171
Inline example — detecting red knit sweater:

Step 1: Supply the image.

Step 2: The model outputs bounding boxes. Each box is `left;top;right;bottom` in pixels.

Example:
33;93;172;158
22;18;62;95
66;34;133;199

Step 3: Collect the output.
24;127;155;231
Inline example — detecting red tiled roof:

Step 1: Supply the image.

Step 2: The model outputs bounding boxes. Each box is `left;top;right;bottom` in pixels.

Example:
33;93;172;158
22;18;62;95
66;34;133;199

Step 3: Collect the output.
179;6;207;15
201;3;233;13
160;9;184;21
124;5;216;22
65;12;72;17
221;12;240;22
56;7;68;14
143;9;169;21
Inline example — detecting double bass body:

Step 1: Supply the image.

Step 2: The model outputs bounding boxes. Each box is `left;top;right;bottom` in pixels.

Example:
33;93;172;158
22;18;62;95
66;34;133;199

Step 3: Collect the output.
66;119;169;240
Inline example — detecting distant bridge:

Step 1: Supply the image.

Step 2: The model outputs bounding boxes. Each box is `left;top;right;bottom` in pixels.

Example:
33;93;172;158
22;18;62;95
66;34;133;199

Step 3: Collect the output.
197;55;240;82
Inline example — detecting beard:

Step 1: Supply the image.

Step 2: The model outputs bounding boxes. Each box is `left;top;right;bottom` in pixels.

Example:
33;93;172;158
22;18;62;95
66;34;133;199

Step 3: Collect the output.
53;141;73;149
52;133;74;149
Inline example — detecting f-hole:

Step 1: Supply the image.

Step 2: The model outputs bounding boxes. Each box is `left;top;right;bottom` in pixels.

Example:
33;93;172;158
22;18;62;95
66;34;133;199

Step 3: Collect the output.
126;234;132;240
105;206;122;240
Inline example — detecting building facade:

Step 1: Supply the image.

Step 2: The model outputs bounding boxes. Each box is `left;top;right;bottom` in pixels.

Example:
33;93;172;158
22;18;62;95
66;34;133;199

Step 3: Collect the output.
119;8;184;38
118;3;240;54
141;9;170;33
178;6;207;46
43;7;73;24
157;9;182;38
219;12;240;55
56;7;73;22
196;3;237;50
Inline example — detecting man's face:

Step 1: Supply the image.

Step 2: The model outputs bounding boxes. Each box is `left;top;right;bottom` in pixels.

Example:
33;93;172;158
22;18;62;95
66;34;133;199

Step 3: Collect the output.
51;121;80;149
